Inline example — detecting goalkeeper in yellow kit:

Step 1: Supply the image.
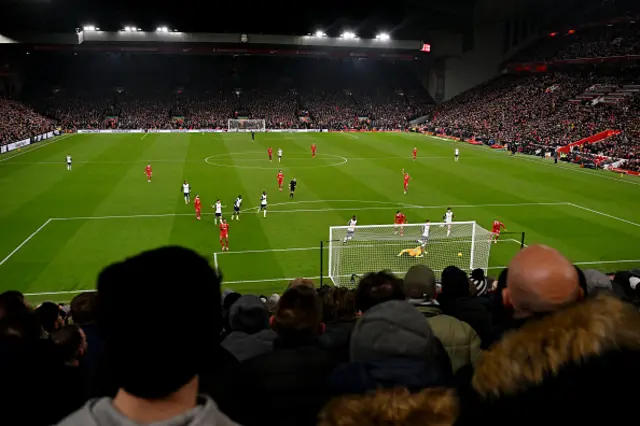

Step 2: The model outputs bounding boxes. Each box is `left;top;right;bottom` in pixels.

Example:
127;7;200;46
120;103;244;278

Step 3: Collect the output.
397;245;425;258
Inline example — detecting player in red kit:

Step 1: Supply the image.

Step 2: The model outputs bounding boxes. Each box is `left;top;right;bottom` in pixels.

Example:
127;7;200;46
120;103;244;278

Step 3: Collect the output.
145;164;152;183
277;170;284;191
491;220;507;243
219;218;229;251
394;210;407;236
311;143;317;158
268;147;273;162
402;169;411;194
413;147;417;161
194;195;202;220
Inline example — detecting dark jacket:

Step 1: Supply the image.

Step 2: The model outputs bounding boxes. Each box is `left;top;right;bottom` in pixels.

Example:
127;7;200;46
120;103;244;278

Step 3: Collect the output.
438;296;494;348
221;329;276;362
319;320;356;355
457;294;640;425
329;356;452;396
237;337;343;426
413;302;482;373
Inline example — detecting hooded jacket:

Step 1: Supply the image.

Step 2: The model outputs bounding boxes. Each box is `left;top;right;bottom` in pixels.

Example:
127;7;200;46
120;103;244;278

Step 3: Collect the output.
56;396;240;426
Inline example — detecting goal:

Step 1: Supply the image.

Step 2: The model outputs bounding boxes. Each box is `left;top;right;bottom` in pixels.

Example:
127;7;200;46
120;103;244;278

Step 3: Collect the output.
228;119;266;132
328;221;493;288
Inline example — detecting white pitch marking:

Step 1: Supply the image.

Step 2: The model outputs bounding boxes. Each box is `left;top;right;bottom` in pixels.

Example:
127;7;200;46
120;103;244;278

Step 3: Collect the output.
50;201;570;221
420;134;640;187
0;219;53;266
568;203;640;228
141;132;150;140
0;134;75;163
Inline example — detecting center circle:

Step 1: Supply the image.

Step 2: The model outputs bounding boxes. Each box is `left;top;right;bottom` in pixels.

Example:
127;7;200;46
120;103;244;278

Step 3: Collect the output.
204;152;348;170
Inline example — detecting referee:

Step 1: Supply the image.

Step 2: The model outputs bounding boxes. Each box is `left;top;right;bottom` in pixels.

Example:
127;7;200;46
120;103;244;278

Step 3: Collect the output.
289;178;297;199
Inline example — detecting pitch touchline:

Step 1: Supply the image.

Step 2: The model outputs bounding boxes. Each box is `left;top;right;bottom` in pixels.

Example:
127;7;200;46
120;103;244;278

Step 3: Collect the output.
420;134;640;187
0;134;75;163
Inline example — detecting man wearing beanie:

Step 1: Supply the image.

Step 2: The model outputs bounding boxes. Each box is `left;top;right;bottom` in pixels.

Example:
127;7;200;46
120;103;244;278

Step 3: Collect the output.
439;266;494;348
405;265;481;373
57;246;240;426
329;300;452;395
222;295;276;362
237;285;342;426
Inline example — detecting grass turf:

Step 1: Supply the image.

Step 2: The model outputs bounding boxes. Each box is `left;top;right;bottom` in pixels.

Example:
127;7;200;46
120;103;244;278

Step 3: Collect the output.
0;131;639;303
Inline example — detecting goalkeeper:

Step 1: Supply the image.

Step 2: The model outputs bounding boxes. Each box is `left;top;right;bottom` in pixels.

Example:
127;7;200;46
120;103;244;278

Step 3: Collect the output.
397;245;425;258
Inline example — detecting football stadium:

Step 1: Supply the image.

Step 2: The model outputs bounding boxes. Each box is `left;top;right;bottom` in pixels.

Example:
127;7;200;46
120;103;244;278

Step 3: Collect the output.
1;0;640;424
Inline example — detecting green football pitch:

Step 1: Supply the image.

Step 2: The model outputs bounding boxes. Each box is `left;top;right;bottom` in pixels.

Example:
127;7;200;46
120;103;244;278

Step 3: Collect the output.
1;131;639;303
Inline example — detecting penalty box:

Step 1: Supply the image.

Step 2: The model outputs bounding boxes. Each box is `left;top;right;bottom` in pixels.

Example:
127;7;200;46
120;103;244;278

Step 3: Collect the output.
2;202;639;295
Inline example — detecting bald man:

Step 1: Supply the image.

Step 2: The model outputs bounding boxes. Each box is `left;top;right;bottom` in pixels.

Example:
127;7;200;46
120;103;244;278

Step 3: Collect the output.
503;245;583;319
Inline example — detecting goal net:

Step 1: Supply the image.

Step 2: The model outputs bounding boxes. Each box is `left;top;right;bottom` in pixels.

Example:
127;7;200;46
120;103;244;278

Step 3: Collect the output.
228;119;266;132
328;221;492;288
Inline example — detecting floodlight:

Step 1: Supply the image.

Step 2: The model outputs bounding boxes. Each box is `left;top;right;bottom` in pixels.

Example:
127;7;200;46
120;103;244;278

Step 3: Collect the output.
124;26;132;32
83;25;96;31
137;28;142;32
376;33;390;41
315;30;326;38
341;31;356;40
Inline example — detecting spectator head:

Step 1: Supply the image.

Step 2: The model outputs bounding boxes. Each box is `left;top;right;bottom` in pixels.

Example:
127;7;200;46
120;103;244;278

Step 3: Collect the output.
440;266;471;301
404;265;437;300
504;245;582;319
583;269;612;295
273;285;323;342
97;246;223;399
470;269;488;296
222;292;242;334
0;290;27;320
51;324;87;366
0;310;41;345
229;295;269;334
265;294;280;313
355;271;405;313
288;278;315;290
35;301;64;334
70;292;98;325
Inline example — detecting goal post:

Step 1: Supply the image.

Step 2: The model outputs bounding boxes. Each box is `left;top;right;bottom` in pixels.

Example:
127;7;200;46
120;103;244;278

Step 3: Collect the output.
228;119;266;132
328;221;493;288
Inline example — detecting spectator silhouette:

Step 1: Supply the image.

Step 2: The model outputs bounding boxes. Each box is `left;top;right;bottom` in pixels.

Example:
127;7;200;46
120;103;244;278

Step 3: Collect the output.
57;246;239;426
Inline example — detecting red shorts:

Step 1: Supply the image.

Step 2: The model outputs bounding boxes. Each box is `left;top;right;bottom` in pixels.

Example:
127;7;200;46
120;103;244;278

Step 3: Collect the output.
404;183;409;188
146;173;152;178
492;231;500;236
278;180;283;185
195;208;201;213
220;233;228;239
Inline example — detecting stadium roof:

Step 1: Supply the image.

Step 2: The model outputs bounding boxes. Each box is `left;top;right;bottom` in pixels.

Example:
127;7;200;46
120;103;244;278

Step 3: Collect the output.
0;0;476;39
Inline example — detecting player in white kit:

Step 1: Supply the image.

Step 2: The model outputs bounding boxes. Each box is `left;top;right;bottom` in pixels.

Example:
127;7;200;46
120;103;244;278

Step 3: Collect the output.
66;154;72;171
258;191;268;217
213;199;223;224
418;219;431;247
277;148;283;163
444;208;454;236
182;181;191;204
231;195;242;220
343;215;357;243
454;148;460;162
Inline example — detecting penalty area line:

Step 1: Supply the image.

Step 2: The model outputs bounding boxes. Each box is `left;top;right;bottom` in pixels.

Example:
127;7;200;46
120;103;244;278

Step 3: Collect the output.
0;219;53;267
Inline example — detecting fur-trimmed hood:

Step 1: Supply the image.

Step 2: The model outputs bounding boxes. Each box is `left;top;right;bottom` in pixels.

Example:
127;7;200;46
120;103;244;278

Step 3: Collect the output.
319;388;459;426
472;293;640;398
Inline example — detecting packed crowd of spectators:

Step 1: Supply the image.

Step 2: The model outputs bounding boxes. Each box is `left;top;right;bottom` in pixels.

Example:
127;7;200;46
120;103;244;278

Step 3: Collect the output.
0;98;55;145
2;245;639;426
424;68;640;170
